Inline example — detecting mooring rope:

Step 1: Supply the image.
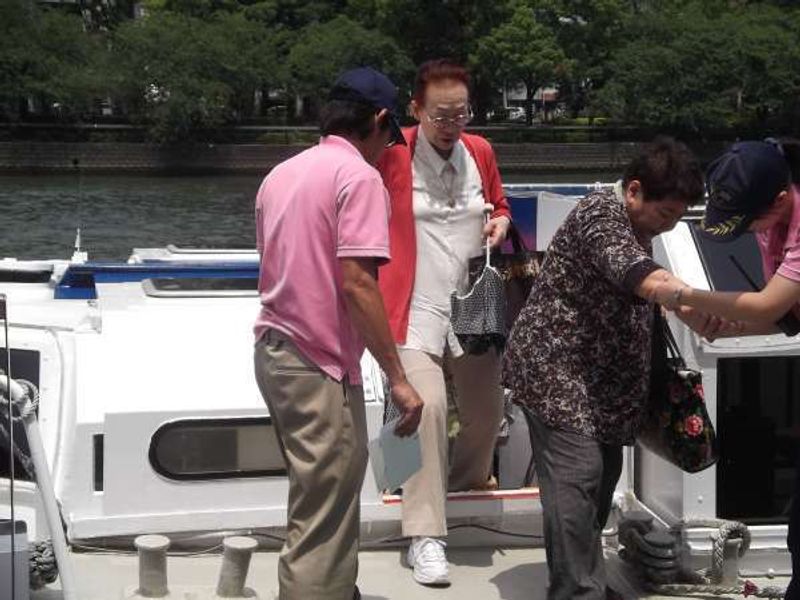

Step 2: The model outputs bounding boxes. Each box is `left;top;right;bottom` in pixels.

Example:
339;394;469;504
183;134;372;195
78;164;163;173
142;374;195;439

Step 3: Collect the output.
622;516;785;598
669;518;751;583
29;540;59;589
1;377;59;590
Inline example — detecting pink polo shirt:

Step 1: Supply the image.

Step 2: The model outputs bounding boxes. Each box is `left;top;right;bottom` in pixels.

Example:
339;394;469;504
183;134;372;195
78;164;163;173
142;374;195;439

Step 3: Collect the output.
254;135;391;384
756;184;800;284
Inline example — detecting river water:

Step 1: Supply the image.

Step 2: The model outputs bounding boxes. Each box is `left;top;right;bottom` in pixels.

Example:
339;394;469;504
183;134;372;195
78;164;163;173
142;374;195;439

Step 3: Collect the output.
1;171;614;260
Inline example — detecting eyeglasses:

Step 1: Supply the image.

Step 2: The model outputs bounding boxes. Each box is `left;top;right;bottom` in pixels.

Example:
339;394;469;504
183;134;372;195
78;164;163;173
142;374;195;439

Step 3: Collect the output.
424;106;473;130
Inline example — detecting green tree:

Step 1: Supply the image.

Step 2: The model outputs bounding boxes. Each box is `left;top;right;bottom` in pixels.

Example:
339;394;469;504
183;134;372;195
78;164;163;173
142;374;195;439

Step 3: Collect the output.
526;0;633;119
212;11;285;120
109;11;279;140
346;0;514;122
144;0;344;28
0;1;108;120
242;0;344;29
594;2;800;133
78;0;137;32
287;15;414;120
473;6;570;125
141;0;242;18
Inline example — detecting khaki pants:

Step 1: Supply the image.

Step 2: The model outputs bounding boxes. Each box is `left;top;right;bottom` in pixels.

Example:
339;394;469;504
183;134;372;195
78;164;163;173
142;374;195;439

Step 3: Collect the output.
399;347;504;537
254;330;368;600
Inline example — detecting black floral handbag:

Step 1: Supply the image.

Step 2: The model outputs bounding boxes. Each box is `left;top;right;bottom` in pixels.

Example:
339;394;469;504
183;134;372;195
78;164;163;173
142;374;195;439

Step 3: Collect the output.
638;308;718;473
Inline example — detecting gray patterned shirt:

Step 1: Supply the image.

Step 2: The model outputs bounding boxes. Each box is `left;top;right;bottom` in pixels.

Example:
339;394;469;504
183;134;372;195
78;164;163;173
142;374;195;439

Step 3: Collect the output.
502;185;660;445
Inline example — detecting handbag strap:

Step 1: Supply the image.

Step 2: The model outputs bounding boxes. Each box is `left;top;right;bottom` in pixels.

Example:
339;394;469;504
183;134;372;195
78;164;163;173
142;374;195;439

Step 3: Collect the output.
507;222;528;253
481;210;528;267
482;204;493;268
658;308;687;368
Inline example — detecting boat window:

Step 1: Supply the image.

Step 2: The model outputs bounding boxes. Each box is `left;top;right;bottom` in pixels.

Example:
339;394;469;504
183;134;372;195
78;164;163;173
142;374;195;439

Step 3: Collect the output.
717;356;800;524
142;277;258;298
149;418;286;480
0;270;51;284
689;225;765;291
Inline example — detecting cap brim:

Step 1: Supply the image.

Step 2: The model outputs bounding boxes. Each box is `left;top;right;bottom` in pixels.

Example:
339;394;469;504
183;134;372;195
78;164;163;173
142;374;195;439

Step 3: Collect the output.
696;205;751;242
388;114;406;146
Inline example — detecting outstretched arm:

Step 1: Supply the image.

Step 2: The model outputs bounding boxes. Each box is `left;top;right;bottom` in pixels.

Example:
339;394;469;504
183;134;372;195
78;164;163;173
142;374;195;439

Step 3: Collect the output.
652;271;800;324
340;257;423;436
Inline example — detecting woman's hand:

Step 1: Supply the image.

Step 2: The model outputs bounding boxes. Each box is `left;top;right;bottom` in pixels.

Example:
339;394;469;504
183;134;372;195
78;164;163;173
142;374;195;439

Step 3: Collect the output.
675;306;743;341
648;273;689;309
484;215;511;249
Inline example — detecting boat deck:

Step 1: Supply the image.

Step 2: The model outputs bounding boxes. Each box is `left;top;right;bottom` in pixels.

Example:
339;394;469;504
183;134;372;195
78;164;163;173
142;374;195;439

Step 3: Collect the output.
28;546;789;600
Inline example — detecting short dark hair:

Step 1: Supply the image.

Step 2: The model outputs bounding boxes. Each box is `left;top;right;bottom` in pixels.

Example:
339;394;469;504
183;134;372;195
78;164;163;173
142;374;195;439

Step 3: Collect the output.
622;136;704;206
319;99;393;142
413;59;471;105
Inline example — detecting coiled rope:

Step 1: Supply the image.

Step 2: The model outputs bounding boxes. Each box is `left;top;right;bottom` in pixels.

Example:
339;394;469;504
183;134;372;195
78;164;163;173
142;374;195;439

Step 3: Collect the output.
1;378;58;590
29;540;59;589
621;515;785;598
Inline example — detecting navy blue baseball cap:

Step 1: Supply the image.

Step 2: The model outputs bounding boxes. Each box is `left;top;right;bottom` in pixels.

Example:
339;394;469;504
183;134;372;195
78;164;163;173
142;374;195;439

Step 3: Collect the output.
329;67;406;146
698;140;791;241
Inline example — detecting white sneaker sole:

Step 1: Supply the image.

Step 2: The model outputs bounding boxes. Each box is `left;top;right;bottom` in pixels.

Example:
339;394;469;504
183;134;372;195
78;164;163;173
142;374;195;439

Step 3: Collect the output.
406;554;450;586
412;569;450;586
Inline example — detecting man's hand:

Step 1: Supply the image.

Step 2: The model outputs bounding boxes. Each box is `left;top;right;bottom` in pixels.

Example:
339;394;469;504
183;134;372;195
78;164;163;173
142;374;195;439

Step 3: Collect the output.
390;380;424;436
340;256;423;435
675;306;722;341
483;216;511;249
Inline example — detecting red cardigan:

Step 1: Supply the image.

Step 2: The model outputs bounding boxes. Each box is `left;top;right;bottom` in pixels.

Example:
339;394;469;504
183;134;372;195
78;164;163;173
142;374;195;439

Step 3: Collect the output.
377;126;511;344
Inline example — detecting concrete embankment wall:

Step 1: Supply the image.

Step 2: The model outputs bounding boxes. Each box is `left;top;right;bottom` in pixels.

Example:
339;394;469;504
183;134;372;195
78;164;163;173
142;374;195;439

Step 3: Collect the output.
0;141;649;174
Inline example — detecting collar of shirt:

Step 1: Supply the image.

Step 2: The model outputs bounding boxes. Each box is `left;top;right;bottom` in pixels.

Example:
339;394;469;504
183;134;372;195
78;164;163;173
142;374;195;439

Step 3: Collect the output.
319;134;363;158
784;184;800;252
758;184;800;272
613;179;625;205
415;126;466;178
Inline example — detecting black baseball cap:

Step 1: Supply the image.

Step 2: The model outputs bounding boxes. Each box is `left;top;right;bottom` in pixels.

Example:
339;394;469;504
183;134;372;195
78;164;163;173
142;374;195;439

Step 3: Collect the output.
329;67;406;146
698;140;790;241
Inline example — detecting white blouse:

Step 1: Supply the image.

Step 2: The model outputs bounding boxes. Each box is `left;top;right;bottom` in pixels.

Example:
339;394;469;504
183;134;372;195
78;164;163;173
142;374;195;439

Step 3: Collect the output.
401;128;486;357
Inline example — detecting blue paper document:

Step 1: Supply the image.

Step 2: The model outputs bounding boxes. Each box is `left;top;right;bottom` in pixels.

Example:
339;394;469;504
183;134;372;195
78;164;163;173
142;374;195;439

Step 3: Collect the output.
368;418;422;491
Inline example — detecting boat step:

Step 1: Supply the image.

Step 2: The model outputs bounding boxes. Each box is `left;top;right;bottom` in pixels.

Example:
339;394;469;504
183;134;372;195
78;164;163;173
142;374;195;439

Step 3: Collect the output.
382;487;540;504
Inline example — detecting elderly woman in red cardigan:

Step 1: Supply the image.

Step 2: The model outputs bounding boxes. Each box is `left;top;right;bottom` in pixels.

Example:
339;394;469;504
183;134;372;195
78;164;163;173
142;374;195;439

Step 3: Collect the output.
376;59;511;587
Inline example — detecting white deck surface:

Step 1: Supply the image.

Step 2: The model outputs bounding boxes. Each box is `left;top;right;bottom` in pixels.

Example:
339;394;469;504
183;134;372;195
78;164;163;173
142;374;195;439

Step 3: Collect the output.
27;546;790;600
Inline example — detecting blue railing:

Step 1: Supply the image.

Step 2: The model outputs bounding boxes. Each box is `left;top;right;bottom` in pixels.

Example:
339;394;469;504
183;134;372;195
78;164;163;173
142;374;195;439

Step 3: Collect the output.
53;184;600;300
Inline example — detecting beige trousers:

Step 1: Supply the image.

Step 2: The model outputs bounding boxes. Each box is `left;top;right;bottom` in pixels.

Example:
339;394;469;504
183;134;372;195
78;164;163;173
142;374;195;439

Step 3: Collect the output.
254;330;368;600
398;347;504;537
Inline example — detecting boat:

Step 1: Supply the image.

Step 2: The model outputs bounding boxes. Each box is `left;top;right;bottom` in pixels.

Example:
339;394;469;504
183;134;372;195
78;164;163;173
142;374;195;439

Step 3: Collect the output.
0;183;795;599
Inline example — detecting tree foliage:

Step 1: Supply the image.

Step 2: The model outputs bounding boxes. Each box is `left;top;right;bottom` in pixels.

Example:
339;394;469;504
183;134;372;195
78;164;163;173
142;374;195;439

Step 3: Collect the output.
0;1;106;119
287;16;414;116
3;0;800;139
473;6;570;125
594;2;800;132
109;10;282;140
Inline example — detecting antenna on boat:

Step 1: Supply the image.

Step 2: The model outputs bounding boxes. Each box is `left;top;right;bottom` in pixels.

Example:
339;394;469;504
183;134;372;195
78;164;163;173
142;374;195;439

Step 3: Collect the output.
71;158;88;264
71;228;87;264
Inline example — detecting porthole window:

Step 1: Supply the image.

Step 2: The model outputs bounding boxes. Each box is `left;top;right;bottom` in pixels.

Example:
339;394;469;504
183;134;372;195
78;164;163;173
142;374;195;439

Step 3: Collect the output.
149;418;286;480
143;277;258;298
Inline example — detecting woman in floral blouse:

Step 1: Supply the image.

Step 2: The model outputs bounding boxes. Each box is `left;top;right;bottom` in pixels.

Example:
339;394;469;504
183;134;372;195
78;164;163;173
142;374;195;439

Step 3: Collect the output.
502;137;704;600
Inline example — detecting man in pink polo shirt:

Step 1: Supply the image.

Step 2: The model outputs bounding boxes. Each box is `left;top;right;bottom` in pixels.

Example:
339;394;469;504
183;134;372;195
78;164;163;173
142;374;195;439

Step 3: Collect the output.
253;67;424;600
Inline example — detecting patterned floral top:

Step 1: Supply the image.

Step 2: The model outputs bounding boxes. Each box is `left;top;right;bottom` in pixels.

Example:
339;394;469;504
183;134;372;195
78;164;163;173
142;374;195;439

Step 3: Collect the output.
502;185;661;446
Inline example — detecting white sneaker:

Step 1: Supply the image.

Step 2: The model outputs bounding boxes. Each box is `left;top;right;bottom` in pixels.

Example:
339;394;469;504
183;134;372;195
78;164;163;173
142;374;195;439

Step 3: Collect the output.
406;537;450;586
